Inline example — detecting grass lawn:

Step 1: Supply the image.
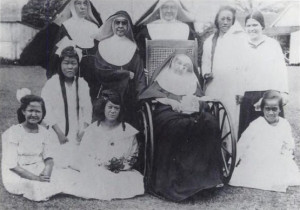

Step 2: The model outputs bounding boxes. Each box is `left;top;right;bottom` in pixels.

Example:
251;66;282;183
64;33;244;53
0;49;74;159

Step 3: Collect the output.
0;65;299;210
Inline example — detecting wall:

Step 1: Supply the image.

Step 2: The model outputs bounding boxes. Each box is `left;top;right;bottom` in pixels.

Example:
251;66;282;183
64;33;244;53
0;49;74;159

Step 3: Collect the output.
0;22;39;60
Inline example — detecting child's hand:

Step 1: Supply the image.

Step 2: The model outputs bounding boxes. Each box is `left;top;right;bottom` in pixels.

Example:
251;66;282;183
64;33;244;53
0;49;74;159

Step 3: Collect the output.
76;130;85;144
38;174;51;182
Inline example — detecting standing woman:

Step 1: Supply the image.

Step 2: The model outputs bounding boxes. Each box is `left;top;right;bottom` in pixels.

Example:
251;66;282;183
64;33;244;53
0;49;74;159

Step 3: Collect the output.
202;6;247;138
135;0;197;64
238;11;289;137
93;11;147;126
20;0;102;88
41;46;92;167
49;0;102;101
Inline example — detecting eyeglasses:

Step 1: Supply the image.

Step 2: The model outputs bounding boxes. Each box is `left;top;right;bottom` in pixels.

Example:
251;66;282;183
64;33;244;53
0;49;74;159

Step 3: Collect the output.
264;106;279;112
114;20;128;26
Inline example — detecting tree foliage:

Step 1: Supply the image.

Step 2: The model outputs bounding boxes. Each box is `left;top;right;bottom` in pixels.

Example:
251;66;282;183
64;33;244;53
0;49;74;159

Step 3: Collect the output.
22;0;67;28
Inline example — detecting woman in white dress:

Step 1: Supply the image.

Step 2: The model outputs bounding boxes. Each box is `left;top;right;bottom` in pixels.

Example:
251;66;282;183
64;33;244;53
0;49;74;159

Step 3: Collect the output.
230;90;300;192
41;46;92;167
202;5;248;138
237;11;289;138
1;93;78;201
69;90;144;200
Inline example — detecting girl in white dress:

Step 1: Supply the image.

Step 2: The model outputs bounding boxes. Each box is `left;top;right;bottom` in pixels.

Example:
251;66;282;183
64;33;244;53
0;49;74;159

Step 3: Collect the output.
68;90;144;200
230;90;300;192
41;46;92;167
1;93;78;201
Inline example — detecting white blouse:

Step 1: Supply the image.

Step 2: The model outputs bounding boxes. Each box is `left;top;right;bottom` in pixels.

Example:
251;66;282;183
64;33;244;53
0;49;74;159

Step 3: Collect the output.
241;35;289;93
2;124;53;170
41;75;92;142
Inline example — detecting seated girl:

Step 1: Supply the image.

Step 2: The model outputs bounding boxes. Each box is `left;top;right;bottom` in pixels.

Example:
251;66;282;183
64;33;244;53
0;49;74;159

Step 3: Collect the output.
1;91;78;201
139;53;223;202
68;89;144;200
41;46;92;167
230;90;300;192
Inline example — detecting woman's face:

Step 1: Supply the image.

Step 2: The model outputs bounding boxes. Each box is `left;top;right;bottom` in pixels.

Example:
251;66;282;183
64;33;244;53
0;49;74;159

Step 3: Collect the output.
217;10;234;34
74;0;88;18
113;16;129;37
61;56;78;79
22;102;43;125
246;18;263;41
160;1;178;22
104;101;121;122
263;98;281;124
172;56;191;75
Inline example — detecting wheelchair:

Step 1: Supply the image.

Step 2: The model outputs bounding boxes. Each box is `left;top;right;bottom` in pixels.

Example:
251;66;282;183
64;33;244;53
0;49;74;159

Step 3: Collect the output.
138;39;237;187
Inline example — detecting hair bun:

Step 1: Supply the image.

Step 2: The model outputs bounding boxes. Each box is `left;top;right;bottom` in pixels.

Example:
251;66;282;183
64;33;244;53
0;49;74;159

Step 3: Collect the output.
16;88;31;102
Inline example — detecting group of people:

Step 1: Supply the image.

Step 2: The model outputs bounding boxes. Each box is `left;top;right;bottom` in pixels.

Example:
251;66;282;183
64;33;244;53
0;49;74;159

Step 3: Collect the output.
2;0;300;203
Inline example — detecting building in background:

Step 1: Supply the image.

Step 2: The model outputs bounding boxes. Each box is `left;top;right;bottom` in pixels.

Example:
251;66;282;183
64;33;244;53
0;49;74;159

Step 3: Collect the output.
269;2;300;65
0;1;39;60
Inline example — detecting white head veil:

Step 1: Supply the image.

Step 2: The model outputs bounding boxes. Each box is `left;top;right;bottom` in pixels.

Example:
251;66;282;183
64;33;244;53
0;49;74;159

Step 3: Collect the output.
53;0;100;26
96;11;137;66
156;54;198;96
94;11;135;43
69;0;98;23
62;0;100;48
137;0;195;25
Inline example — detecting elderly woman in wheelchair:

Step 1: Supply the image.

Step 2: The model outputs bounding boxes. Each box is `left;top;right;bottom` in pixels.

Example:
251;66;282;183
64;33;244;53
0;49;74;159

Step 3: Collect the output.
139;53;224;201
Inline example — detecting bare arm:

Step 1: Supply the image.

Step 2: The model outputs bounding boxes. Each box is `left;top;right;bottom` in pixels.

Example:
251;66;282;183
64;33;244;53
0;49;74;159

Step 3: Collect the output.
40;158;54;177
52;124;69;144
11;166;49;182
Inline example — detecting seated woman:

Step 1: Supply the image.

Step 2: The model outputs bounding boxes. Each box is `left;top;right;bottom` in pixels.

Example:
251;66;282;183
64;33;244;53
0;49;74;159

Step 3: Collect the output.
93;11;146;126
68;90;144;200
41;46;92;167
139;53;223;202
1;92;78;201
135;0;197;63
230;90;300;192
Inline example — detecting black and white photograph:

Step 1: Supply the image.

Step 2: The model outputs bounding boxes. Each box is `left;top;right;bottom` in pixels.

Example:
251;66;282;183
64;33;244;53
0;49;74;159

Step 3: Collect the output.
0;0;300;209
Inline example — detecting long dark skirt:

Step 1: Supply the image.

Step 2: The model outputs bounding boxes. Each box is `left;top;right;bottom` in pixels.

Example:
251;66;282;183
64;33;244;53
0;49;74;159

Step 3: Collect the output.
238;91;284;138
80;54;101;102
148;103;223;202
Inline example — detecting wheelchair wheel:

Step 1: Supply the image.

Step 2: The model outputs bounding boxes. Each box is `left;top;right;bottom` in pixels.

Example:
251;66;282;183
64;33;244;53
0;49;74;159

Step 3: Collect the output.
207;101;237;184
137;101;154;181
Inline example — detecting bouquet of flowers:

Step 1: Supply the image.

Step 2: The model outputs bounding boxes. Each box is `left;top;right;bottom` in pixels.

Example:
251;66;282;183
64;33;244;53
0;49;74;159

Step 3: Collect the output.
106;157;125;173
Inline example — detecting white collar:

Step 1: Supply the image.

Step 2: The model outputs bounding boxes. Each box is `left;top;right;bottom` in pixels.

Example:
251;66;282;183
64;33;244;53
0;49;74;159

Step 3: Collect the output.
98;35;137;66
156;67;198;95
63;18;98;48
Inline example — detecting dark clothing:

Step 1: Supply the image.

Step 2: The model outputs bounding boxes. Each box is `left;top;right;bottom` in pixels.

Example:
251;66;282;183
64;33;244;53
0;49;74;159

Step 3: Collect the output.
238;91;284;138
19;23;60;70
139;53;222;201
94;50;147;126
148;103;222;201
